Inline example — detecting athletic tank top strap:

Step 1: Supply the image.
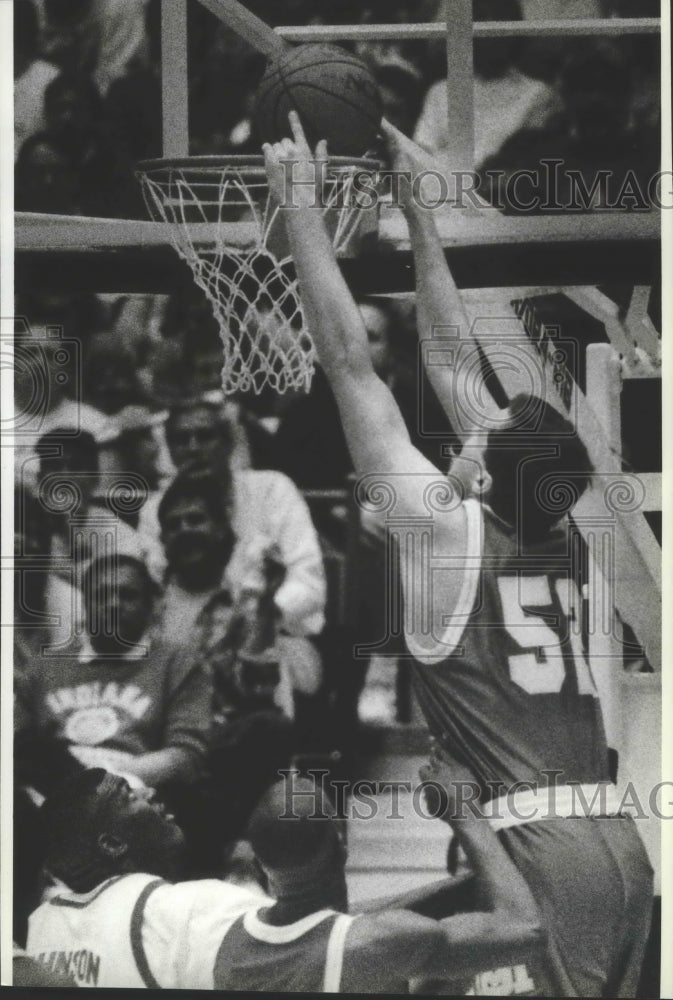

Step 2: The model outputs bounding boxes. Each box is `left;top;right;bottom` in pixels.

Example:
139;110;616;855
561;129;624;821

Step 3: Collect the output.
214;906;356;992
323;913;356;992
242;905;336;942
129;878;166;988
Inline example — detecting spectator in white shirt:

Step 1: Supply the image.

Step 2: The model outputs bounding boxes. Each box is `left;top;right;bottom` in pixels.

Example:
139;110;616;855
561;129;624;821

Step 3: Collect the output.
140;396;327;643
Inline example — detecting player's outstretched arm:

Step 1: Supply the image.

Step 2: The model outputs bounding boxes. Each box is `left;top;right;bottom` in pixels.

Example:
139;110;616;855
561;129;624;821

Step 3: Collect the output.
263;114;466;543
263;114;418;480
342;753;544;991
381;120;502;444
420;751;545;975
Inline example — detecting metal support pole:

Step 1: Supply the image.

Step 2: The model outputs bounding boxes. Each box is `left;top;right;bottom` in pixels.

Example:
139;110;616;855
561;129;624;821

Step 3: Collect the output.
444;0;475;177
161;0;189;158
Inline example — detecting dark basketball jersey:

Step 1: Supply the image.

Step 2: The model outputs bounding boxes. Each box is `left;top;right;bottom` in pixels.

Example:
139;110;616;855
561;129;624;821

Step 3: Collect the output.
213;906;355;993
409;500;610;794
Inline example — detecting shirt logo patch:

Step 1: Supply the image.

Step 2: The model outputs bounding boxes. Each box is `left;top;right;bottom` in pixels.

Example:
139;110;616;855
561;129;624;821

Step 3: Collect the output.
46;682;152;744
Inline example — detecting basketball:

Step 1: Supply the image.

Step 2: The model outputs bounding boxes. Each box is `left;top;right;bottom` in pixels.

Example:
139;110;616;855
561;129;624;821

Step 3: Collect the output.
252;44;383;157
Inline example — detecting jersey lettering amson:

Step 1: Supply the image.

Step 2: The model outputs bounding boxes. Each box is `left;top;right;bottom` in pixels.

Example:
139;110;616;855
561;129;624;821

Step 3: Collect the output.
214;905;356;992
406;499;610;793
26;872;265;989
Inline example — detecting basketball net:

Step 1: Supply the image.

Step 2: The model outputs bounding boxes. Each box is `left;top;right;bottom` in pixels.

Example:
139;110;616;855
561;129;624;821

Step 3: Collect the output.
136;156;379;395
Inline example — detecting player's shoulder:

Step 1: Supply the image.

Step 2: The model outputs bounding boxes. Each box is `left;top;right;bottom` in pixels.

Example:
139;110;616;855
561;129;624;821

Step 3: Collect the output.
148;878;266;918
145;879;267;990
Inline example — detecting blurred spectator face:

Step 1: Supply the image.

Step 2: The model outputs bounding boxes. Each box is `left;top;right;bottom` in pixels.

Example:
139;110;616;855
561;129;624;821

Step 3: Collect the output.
190;342;224;395
166;404;230;470
85;559;153;654
235;658;280;709
122;429;161;490
85;341;140;416
15;136;79;214
44;75;101;146
160;493;233;588
360;303;393;378
14;336;74;416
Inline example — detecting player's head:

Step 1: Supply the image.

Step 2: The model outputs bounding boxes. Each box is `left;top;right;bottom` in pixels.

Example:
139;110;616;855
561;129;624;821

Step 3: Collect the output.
165;398;233;471
158;465;235;588
247;777;347;908
450;394;593;540
41;769;185;892
81;554;157;655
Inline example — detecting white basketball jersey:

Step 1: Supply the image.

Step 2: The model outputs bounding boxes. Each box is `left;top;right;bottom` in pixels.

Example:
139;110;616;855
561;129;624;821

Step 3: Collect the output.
26;872;267;989
26;873;164;988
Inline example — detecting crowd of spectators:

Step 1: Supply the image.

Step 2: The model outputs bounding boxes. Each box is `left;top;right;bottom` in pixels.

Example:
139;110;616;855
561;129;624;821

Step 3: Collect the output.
13;281;451;933
14;0;661;217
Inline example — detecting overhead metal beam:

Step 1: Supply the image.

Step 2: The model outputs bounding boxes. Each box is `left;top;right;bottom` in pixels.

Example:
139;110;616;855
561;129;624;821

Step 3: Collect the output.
274;18;660;42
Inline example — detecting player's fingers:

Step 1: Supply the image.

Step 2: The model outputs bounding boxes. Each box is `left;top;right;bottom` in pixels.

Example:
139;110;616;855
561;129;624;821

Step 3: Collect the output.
277;138;295;160
315;138;328;162
380;117;401;141
288;110;311;154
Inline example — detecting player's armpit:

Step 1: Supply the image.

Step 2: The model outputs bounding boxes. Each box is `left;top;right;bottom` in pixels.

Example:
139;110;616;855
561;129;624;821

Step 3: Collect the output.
438;911;547;979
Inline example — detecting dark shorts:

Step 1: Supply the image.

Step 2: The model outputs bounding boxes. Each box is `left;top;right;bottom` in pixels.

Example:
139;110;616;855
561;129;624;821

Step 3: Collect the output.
413;816;653;998
477;816;653;997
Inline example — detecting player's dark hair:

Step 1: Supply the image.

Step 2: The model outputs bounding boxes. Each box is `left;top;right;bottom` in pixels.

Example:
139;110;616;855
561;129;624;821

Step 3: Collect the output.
41;769;117;892
158;464;231;531
248;778;341;874
484;393;593;541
